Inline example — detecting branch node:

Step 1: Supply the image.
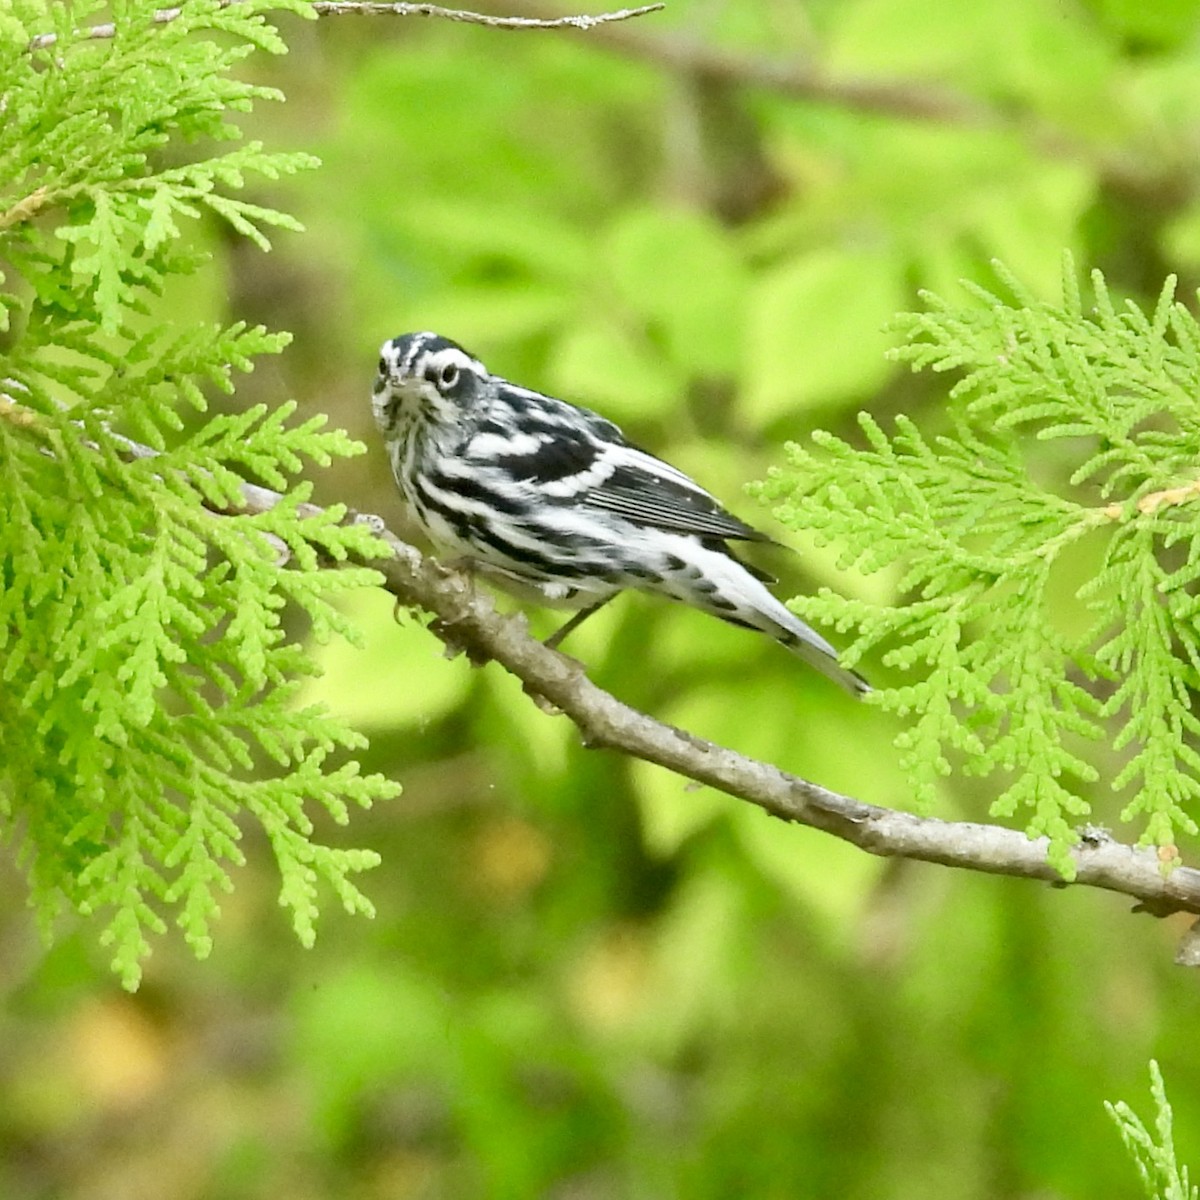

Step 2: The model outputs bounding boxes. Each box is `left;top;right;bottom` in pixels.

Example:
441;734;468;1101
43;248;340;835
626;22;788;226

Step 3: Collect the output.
527;688;564;716
27;1;665;54
429;620;476;664
351;510;389;536
1174;919;1200;967
1077;823;1114;847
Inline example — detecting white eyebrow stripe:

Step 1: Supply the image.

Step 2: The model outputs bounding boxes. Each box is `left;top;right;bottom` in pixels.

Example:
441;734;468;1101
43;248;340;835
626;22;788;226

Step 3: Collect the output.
411;347;489;391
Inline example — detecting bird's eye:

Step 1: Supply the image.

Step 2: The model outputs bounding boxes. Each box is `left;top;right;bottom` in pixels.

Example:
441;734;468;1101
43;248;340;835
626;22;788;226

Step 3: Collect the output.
377;356;387;377
439;363;460;389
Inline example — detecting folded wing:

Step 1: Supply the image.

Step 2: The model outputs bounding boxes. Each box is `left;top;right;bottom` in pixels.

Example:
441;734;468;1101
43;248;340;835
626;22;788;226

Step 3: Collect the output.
583;446;773;544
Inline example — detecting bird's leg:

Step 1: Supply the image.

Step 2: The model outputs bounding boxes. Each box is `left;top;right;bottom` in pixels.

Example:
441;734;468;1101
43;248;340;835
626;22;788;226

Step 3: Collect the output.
544;597;613;651
441;554;481;584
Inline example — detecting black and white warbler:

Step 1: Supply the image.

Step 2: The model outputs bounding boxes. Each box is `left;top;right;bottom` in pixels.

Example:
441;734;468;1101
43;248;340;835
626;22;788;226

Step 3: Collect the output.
372;332;868;693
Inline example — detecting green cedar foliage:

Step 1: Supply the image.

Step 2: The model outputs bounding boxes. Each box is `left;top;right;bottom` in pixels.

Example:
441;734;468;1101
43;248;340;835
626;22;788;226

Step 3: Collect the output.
1107;1061;1197;1200
758;258;1200;876
0;0;396;988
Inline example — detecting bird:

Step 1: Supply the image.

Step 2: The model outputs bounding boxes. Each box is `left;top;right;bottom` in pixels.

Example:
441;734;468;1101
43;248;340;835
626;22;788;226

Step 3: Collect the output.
371;331;868;694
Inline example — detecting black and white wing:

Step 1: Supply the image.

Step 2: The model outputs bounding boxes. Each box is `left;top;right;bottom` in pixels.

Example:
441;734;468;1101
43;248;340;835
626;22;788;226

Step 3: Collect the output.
583;446;772;543
470;383;772;544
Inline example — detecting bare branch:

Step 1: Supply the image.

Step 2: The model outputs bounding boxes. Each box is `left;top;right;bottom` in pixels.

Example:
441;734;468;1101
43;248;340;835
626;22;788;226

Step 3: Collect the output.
0;187;50;231
26;0;664;51
310;2;666;29
1102;476;1200;520
115;434;1200;932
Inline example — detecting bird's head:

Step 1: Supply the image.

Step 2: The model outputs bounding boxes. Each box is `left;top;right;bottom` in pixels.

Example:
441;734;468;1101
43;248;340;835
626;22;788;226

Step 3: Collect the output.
372;332;489;437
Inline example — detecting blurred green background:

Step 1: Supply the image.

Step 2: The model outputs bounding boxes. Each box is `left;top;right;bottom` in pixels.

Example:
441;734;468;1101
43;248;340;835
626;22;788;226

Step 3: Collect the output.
4;0;1200;1196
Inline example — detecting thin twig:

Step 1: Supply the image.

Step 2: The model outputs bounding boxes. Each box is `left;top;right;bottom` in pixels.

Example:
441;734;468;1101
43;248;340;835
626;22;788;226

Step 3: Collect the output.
310;2;665;28
26;0;663;50
95;428;1200;934
1102;477;1200;520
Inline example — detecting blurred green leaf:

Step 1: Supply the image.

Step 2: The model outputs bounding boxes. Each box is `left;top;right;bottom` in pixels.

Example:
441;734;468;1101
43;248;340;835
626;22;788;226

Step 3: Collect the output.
1091;0;1200;48
392;199;594;284
291;964;451;1144
828;0;1005;81
300;589;472;729
400;284;572;350
744;246;906;421
637;770;730;856
547;321;687;422
965;162;1094;298
607;206;749;376
733;808;883;939
829;0;1113;117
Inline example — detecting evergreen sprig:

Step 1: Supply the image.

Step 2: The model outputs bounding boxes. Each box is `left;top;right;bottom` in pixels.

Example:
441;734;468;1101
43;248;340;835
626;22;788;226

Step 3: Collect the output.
757;258;1200;875
1107;1061;1197;1200
0;0;396;987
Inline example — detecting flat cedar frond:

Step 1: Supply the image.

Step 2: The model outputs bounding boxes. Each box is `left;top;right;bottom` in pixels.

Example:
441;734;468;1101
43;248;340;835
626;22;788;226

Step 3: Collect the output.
0;1;395;988
757;256;1200;876
1106;1062;1198;1200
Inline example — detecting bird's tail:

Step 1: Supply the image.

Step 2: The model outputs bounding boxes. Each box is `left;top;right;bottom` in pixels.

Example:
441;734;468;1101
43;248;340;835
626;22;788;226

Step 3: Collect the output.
679;543;871;695
772;618;871;695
